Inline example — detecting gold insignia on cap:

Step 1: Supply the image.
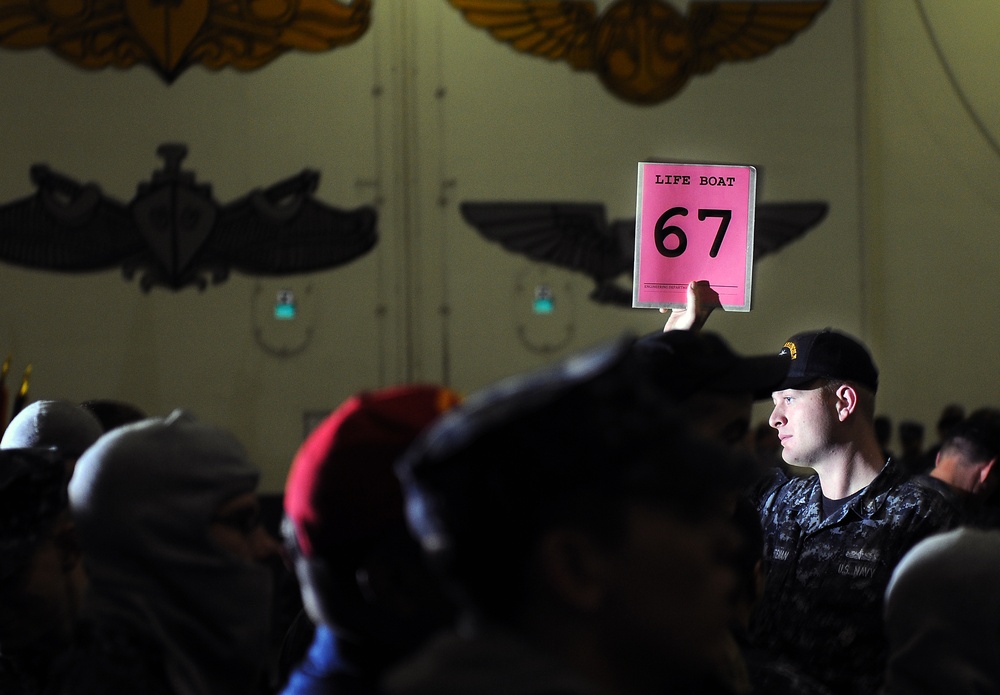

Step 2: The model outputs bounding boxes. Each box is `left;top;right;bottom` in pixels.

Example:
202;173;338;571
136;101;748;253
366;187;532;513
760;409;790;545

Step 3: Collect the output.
782;341;798;359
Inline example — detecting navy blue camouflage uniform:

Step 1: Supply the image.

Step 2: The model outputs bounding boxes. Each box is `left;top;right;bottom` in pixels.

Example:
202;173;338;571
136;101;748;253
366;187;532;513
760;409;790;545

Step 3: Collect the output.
915;473;1000;529
749;459;959;695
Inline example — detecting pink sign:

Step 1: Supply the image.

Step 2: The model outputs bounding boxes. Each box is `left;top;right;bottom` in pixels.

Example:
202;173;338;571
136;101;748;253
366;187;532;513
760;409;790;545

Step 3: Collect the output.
632;162;756;311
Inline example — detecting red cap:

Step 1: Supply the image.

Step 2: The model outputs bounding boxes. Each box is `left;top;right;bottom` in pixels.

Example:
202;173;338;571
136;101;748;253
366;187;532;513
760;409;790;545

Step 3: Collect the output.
284;384;461;559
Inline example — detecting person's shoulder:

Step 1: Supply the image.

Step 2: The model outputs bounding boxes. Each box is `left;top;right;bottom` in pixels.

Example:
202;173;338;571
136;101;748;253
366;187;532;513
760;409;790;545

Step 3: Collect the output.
752;466;818;517
891;473;958;506
903;473;969;506
881;472;963;527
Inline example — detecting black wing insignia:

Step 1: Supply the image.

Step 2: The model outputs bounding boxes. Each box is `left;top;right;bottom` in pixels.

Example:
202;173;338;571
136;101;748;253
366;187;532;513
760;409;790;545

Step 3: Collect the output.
460;198;828;306
0;145;378;292
0;166;142;271
459;201;635;303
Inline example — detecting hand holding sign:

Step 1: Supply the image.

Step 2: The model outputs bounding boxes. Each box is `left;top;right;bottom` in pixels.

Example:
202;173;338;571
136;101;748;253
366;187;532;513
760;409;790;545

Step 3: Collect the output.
633;163;756;311
659;280;720;332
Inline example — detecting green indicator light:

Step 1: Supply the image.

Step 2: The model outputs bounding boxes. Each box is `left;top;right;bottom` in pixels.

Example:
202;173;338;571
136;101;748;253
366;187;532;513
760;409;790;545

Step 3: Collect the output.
533;285;554;314
275;290;296;320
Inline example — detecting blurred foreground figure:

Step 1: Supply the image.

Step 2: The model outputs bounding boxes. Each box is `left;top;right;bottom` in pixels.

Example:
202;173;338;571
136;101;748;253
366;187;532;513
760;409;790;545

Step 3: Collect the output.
281;385;461;695
0;448;85;695
385;338;748;695
882;527;1000;694
57;411;279;695
630;329;789;450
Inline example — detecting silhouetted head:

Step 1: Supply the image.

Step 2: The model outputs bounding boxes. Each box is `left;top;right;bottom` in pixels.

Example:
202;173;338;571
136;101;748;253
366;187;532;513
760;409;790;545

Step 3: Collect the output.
631;330;789;447
79;399;148;433
938;408;1000;497
70;410;275;695
398;337;750;690
937;403;966;438
283;385;461;658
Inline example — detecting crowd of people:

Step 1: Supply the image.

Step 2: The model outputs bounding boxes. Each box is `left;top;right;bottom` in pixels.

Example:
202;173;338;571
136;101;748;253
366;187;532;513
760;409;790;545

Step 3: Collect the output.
1;281;997;695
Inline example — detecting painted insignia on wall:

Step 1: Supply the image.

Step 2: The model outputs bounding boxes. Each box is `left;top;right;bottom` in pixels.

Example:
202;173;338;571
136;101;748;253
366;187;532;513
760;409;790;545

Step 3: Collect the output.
0;144;378;292
459;200;828;306
0;0;371;83
447;0;828;104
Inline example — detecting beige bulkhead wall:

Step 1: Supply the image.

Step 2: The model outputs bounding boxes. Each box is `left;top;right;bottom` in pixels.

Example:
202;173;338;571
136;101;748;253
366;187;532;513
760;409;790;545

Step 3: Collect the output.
861;0;1000;441
9;1;994;488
